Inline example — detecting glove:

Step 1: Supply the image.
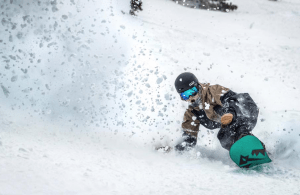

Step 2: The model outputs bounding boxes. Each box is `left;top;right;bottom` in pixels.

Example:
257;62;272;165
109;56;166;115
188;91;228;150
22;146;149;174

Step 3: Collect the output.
175;135;197;152
221;113;233;127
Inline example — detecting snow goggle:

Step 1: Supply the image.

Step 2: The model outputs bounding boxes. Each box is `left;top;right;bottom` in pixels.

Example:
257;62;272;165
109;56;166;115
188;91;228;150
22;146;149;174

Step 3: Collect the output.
180;86;198;101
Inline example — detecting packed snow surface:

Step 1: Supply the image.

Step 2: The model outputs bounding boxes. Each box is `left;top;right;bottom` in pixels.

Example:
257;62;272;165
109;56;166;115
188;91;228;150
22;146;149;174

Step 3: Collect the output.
1;0;300;194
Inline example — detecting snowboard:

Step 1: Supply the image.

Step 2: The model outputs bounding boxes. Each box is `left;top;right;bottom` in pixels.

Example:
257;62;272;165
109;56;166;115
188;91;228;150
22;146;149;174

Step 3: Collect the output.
229;135;271;168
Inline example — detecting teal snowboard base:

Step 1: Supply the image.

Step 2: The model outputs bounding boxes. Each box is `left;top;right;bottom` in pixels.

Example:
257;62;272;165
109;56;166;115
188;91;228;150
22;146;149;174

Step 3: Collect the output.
229;135;272;168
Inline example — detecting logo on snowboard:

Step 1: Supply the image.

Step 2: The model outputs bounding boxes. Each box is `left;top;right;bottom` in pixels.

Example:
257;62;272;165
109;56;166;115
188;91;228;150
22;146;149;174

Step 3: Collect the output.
239;148;266;168
251;149;266;156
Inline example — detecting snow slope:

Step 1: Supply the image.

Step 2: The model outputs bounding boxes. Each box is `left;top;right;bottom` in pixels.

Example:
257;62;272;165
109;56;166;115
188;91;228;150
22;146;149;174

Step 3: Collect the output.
1;0;300;194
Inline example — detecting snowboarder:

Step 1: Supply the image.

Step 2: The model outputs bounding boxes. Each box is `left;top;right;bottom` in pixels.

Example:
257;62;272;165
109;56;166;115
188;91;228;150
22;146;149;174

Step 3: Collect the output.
172;72;260;151
157;72;271;168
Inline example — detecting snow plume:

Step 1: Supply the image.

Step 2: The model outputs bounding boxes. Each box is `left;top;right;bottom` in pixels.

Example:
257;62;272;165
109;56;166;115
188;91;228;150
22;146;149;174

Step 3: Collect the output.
0;0;180;145
1;1;131;126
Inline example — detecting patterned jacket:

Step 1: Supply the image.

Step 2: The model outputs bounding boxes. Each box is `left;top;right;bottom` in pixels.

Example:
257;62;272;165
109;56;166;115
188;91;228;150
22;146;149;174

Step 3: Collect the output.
181;83;229;138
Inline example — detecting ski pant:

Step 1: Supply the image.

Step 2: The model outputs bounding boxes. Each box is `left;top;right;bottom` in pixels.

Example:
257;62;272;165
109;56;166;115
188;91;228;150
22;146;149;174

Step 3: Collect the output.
214;91;259;151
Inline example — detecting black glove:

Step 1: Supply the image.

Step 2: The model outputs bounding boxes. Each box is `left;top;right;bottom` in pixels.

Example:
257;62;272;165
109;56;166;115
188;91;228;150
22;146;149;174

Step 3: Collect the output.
175;135;197;152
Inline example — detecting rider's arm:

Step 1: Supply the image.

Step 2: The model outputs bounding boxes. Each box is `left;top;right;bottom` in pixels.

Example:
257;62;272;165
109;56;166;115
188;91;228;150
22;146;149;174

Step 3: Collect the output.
175;109;200;151
191;109;221;130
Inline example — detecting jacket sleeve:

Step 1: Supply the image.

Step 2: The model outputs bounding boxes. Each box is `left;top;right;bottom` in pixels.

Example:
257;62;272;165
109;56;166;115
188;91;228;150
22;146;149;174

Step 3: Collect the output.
175;108;200;152
191;109;221;130
181;107;200;137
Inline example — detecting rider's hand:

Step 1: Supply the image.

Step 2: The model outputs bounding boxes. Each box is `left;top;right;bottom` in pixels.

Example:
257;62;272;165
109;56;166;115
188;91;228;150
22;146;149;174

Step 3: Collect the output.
221;113;233;127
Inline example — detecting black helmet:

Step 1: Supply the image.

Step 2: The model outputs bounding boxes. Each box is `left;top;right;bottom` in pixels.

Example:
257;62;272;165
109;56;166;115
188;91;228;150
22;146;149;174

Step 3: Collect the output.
174;72;199;93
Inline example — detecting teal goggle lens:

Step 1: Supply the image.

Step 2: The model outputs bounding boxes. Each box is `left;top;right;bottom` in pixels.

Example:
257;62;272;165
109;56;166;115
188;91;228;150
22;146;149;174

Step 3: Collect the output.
180;86;198;100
